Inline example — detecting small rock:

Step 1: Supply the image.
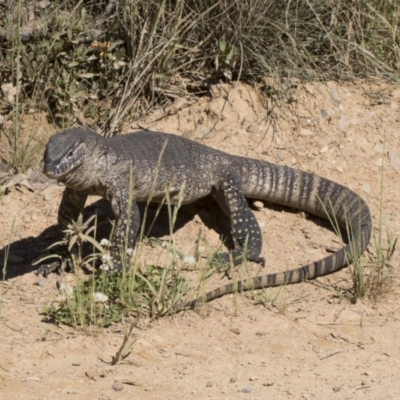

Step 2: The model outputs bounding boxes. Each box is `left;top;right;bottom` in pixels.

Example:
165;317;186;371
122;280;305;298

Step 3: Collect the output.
299;128;314;136
338;114;358;129
230;377;238;383
145;387;154;392
112;380;124;391
374;158;386;167
238;386;252;393
72;362;81;366
206;381;213;388
320;109;328;118
252;200;264;210
35;278;48;288
330;90;341;103
320;145;329;153
362;183;371;195
256;331;267;336
336;167;343;173
26;376;41;382
389;149;400;173
249;376;258;381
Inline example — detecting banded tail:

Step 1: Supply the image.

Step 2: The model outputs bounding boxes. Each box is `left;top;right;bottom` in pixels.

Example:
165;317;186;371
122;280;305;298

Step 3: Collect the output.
177;161;372;310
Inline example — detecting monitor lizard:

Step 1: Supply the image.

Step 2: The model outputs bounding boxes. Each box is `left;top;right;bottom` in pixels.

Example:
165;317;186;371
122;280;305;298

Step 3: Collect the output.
40;127;372;307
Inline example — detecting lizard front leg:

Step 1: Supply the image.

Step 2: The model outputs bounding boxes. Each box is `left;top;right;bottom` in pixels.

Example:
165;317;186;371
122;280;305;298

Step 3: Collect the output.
211;169;265;267
109;191;141;271
37;188;88;276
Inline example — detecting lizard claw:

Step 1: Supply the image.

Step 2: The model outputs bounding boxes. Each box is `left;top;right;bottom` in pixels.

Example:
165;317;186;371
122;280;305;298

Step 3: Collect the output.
36;260;61;278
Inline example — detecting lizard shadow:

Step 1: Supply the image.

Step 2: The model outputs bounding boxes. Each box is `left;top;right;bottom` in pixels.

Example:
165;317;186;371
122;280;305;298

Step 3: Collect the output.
0;195;232;280
0;196;343;280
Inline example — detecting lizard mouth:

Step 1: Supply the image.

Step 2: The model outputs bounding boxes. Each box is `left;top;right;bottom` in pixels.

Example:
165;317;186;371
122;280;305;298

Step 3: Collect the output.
44;169;56;178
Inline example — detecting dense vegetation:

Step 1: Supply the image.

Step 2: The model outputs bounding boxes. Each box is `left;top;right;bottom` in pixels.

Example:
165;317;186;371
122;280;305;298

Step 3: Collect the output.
1;0;399;135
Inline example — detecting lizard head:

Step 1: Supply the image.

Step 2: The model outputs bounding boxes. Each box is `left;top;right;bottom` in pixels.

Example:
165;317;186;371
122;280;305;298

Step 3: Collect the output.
43;128;92;180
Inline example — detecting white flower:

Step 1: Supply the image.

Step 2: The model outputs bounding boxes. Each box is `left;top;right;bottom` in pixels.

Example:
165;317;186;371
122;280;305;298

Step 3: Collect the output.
93;292;109;303
183;256;196;265
100;238;110;246
99;263;110;271
101;253;112;263
58;283;74;297
126;248;135;256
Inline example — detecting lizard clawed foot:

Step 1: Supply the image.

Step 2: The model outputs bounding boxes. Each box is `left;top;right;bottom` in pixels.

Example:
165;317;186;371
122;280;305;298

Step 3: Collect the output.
36;258;75;277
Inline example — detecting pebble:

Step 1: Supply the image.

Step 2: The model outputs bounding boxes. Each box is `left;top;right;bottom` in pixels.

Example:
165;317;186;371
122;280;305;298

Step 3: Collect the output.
26;376;41;382
252;200;264;211
238;386;252;393
35;278;47;288
300;128;314;136
330;90;341;103
362;183;371;195
230;377;238;383
111;380;124;391
374;158;385;167
389;149;400;172
206;381;213;387
320;145;329;153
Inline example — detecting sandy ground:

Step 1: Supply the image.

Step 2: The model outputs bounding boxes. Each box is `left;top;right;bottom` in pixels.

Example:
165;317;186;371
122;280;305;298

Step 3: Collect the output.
1;80;400;399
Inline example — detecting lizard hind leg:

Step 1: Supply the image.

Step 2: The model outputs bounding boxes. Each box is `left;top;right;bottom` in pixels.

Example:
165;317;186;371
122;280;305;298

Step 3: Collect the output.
211;170;265;267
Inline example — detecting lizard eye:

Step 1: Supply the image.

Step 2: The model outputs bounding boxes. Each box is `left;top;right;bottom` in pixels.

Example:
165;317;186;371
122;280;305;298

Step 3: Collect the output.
67;150;74;159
